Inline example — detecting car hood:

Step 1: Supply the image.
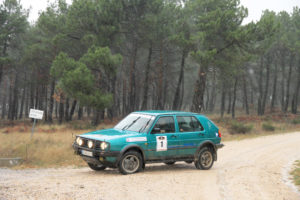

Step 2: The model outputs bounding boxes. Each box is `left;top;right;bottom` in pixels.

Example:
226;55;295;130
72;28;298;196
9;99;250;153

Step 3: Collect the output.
80;128;142;141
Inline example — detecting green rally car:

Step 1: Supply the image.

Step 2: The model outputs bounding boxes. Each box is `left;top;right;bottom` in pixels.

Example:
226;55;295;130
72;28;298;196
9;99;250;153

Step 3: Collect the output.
73;110;224;175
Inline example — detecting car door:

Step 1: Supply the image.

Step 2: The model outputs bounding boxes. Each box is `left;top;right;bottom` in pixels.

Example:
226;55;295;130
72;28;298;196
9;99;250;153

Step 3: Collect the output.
176;116;206;156
146;116;179;160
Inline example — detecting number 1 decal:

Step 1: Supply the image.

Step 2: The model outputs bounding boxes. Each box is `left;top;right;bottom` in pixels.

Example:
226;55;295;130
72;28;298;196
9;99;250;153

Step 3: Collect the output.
156;136;167;151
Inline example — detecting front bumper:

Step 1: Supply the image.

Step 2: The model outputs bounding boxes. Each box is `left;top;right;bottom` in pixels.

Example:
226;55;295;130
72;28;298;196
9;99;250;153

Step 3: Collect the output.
73;143;120;167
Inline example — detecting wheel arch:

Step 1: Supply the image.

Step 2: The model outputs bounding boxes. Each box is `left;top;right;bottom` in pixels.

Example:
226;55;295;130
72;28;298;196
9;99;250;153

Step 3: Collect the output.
195;141;217;161
118;144;145;163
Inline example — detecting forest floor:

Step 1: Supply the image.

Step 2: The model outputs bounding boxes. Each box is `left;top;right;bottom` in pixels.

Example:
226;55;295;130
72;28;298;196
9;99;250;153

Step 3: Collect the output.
0;131;300;200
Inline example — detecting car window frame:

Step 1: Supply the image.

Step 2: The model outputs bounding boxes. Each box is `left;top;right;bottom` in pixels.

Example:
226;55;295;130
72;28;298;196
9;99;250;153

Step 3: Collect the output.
176;115;204;132
149;115;176;134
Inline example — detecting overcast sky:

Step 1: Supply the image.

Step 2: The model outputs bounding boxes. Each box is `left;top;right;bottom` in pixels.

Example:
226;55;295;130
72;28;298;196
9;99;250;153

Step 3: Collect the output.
10;0;300;24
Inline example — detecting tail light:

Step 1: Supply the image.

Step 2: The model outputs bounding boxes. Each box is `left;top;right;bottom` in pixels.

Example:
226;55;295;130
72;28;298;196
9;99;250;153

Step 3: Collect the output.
218;130;221;138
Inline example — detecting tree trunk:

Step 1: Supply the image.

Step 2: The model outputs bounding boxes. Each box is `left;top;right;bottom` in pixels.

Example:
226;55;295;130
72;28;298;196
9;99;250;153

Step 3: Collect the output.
220;82;226;118
271;58;278;112
7;78;13;120
209;69;216;112
19;85;25;119
129;42;138;112
69;100;77;121
48;80;55;123
58;95;64;124
10;73;19;120
283;53;294;113
242;74;249;115
280;53;286;111
65;98;70;121
25;86;29;118
172;50;186;110
227;89;232;114
191;66;207;113
78;106;83;120
257;57;263;115
0;42;7;94
262;55;271;115
1;90;6;119
43;84;48;122
291;59;300;114
231;77;238;119
141;44;152;110
205;82;210;111
156;43;164;110
92;109;102;126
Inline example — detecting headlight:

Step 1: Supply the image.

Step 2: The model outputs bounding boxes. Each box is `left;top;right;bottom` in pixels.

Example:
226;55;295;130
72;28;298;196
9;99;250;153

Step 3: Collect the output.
87;140;94;148
100;142;108;150
76;137;83;146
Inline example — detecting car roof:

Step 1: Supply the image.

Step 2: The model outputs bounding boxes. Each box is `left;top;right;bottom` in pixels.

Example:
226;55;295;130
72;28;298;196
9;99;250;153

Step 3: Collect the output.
133;110;204;117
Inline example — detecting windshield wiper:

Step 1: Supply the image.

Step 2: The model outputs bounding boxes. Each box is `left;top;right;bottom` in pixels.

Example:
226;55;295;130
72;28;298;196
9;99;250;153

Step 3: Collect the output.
139;118;152;133
122;117;141;131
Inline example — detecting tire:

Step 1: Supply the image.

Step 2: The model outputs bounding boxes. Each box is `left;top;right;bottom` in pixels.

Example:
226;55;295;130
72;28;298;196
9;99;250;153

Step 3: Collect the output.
194;147;214;170
88;163;106;171
118;151;143;175
164;161;176;165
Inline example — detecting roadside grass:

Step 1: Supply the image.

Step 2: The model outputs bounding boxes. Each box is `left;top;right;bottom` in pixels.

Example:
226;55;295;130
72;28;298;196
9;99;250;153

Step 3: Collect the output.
0;121;114;168
291;160;300;188
0;113;299;168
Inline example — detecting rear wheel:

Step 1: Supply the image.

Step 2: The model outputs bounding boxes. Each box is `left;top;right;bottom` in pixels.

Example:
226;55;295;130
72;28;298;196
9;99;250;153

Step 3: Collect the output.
194;147;214;170
88;163;106;171
164;161;176;165
119;151;143;175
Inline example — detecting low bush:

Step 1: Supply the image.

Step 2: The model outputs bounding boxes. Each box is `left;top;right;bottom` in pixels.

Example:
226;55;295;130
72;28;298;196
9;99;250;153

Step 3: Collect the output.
229;121;253;134
291;117;300;124
262;122;275;131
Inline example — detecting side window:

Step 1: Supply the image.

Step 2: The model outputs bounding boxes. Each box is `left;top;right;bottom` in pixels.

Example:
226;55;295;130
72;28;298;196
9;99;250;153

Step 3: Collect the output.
177;116;204;132
151;116;175;133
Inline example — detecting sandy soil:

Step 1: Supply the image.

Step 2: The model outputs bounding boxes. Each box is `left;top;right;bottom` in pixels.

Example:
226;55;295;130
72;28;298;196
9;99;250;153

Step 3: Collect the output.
1;132;300;200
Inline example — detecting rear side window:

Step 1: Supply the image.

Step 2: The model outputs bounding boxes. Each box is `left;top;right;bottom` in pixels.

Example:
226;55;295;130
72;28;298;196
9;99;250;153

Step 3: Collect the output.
177;116;204;132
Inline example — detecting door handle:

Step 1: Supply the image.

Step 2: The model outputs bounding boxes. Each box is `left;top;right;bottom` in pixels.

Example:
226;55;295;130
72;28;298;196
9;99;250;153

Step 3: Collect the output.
171;135;177;138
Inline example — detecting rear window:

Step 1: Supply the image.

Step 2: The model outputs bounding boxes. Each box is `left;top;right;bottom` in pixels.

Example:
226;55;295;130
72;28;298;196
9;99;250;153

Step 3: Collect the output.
177;116;204;132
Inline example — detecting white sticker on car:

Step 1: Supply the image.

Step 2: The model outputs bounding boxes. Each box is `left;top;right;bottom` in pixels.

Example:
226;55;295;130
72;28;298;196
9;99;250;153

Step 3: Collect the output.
156;136;167;151
126;137;147;142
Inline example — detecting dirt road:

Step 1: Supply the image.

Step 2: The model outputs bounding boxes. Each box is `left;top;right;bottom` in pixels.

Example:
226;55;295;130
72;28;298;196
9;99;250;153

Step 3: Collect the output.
1;132;300;200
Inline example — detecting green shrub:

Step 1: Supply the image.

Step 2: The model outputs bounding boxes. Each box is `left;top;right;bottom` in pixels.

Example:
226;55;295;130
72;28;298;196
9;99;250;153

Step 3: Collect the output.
292;117;300;124
262;122;275;131
229;121;253;134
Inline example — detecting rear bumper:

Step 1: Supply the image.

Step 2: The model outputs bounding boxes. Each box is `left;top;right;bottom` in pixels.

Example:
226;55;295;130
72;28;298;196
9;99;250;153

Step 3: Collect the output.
216;143;224;149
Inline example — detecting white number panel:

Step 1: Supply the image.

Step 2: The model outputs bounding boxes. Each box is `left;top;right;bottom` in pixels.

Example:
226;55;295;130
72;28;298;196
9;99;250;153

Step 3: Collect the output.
156;136;167;151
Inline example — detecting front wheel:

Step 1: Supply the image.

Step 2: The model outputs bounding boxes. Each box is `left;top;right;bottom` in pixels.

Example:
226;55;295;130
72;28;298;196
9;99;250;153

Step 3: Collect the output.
194;147;214;170
88;163;106;171
119;151;143;175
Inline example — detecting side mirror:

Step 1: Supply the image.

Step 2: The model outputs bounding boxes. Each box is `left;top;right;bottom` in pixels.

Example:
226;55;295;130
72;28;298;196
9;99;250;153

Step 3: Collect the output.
151;127;160;134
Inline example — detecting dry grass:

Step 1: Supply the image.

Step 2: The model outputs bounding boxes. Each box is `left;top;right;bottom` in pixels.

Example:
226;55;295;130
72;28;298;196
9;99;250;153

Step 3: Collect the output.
291;160;300;187
0;113;299;168
0;122;114;168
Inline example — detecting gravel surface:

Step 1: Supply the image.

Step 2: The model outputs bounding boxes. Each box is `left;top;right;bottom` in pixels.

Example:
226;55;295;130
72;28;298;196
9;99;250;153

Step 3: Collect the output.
1;132;300;200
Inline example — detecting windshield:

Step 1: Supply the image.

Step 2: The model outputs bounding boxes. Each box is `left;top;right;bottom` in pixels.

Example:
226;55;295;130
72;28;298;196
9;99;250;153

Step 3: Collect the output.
114;113;155;133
